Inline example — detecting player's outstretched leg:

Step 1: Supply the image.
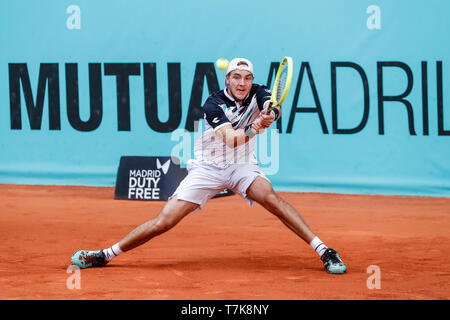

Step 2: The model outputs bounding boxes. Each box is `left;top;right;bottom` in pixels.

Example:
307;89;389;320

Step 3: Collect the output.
246;177;346;274
70;198;199;268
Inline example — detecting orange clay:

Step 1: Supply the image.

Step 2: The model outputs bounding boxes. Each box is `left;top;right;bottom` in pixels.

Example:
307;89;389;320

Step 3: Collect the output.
0;184;448;299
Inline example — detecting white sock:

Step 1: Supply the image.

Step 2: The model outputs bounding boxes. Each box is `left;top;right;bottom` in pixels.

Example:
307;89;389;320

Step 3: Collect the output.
103;243;123;262
309;236;328;258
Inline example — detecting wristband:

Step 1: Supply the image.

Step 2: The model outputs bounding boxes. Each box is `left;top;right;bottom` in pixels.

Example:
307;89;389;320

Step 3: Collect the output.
244;124;256;138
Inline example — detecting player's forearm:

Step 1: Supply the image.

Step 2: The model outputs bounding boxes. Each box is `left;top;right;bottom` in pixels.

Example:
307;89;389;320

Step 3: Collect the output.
216;122;259;149
223;128;251;148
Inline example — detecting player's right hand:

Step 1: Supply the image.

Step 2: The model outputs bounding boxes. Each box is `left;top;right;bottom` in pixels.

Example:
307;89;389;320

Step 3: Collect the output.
259;111;275;128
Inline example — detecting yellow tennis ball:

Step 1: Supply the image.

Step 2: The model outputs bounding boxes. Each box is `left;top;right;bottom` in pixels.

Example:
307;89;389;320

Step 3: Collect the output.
216;58;229;70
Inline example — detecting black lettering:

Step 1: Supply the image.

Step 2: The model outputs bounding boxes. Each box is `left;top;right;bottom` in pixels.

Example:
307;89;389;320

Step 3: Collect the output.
421;61;429;136
377;61;416;135
104;63;140;131
185;63;220;132
66;63;103;131
266;62;282;132
331;62;369;134
287;62;328;134
437;61;450;136
9;63;60;130
143;63;182;132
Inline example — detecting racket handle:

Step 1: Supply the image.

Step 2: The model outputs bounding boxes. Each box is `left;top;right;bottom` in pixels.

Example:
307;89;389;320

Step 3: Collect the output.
266;102;273;115
268;107;280;120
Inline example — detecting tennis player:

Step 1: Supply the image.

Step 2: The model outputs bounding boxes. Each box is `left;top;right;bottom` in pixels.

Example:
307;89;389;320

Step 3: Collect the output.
71;58;346;274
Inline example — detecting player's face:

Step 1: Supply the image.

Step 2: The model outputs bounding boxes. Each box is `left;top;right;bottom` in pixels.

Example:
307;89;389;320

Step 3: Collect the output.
226;70;253;103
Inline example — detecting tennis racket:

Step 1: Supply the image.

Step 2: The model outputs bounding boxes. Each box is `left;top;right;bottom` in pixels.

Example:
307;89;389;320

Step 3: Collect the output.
267;56;293;113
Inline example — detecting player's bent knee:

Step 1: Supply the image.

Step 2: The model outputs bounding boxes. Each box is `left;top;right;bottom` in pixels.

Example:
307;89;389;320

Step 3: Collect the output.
153;216;177;234
264;192;282;213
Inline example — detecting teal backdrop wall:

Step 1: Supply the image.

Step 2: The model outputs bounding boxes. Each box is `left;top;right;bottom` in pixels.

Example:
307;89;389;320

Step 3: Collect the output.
1;0;449;197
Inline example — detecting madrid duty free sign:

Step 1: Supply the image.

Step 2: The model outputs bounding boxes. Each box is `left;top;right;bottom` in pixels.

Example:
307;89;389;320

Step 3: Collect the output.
114;156;233;201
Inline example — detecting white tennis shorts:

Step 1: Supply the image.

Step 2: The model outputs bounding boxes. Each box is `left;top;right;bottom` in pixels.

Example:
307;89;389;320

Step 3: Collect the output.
170;159;269;211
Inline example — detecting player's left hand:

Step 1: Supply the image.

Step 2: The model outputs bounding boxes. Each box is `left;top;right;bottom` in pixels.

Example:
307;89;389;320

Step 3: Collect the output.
251;116;266;134
259;110;275;128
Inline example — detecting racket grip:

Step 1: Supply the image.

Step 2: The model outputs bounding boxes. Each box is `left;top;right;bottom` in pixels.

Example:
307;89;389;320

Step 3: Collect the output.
265;102;273;115
264;105;280;120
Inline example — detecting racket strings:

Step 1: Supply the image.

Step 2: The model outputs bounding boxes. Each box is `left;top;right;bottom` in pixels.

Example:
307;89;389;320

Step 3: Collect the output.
276;66;288;103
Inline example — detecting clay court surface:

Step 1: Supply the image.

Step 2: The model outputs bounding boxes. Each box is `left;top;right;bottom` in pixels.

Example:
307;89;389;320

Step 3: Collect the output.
0;184;448;300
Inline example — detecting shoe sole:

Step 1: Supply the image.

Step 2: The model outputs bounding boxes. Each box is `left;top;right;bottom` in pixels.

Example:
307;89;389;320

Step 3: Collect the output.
327;264;347;274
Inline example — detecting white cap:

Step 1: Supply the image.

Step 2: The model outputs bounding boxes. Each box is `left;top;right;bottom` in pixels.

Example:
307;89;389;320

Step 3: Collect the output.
226;58;254;76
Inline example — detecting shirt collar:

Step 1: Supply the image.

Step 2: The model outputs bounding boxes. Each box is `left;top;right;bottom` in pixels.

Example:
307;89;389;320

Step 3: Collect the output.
223;88;235;102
